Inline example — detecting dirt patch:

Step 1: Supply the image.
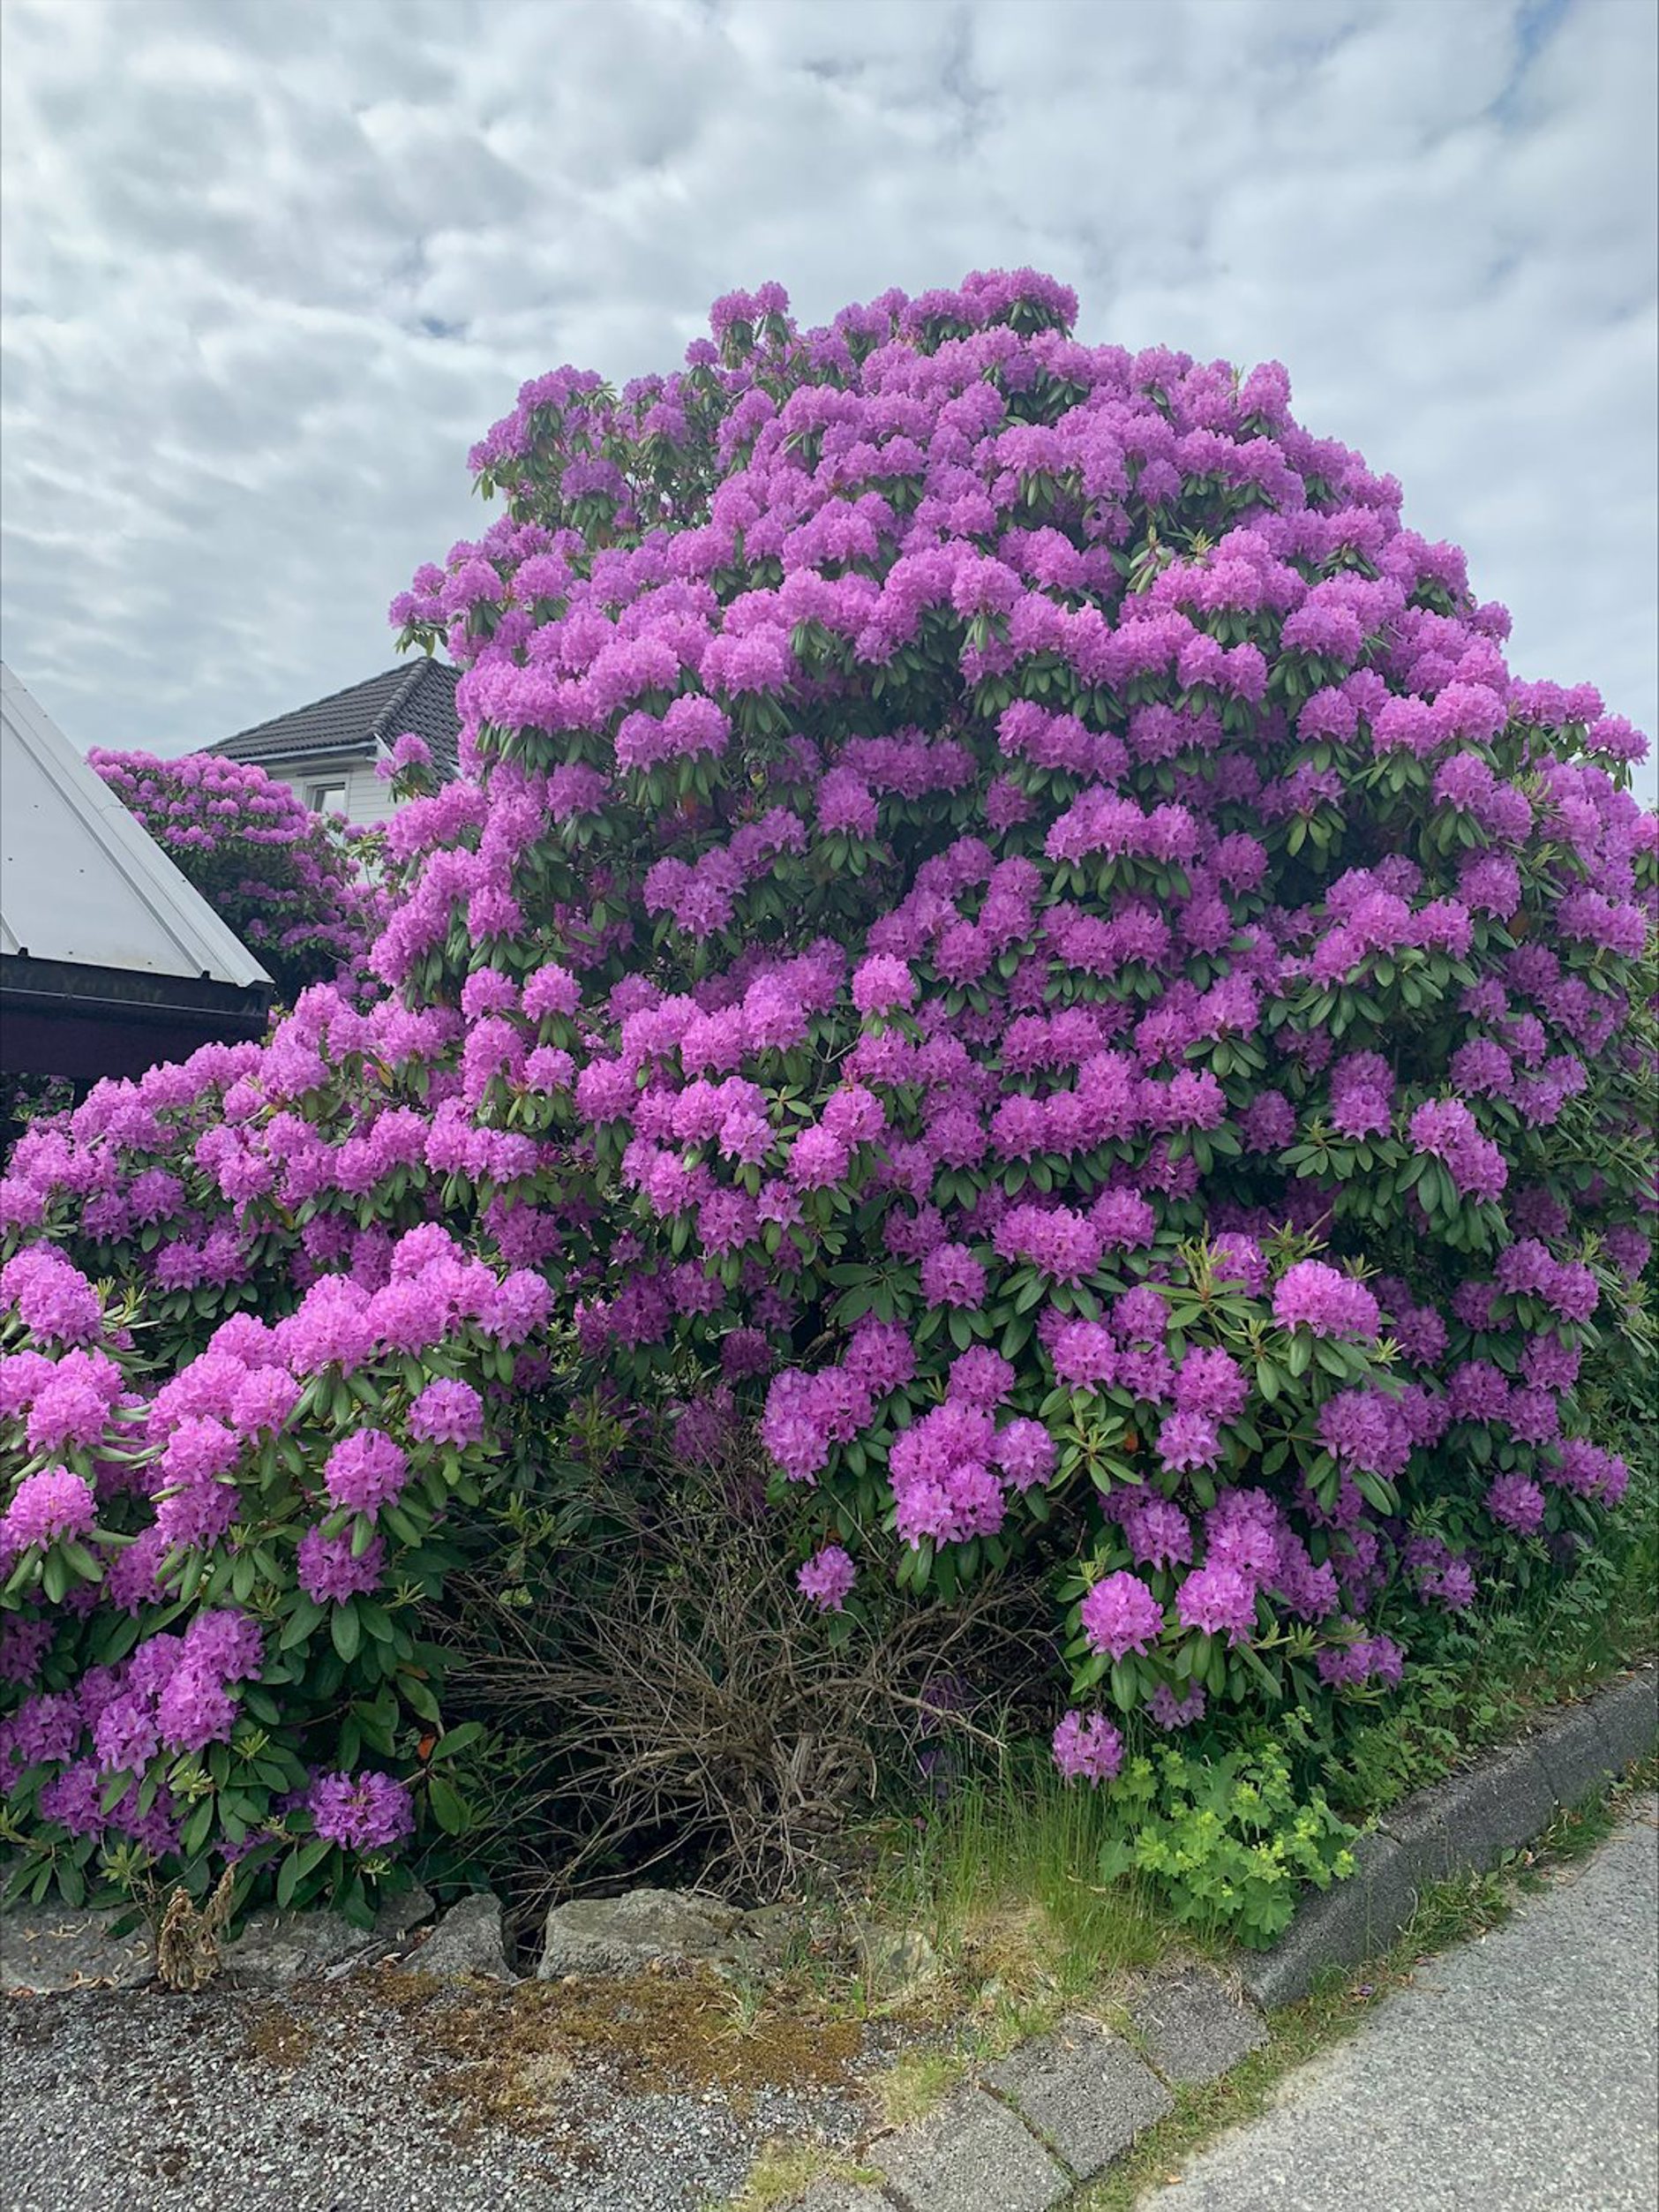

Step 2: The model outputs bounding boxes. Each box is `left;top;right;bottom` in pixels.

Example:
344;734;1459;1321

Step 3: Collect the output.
240;2006;319;2070
408;1963;864;2143
228;1960;871;2153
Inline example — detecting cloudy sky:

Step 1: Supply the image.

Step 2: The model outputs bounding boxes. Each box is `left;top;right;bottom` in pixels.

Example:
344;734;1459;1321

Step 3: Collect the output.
2;0;1654;799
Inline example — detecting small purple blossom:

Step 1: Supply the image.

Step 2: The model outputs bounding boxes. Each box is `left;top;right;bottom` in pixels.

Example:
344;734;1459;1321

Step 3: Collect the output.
297;1525;386;1605
920;1244;987;1311
1272;1261;1380;1341
1146;1682;1207;1731
1;1469;95;1556
1052;1709;1124;1786
322;1429;410;1514
1486;1472;1547;1535
797;1543;857;1613
309;1769;416;1852
408;1378;485;1447
1175;1563;1258;1644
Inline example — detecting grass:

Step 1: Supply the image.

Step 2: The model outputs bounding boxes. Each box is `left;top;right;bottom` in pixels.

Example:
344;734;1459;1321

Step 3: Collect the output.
843;1445;1657;1995
830;1513;1656;2114
717;1766;1653;2211
703;1446;1658;2207
544;1403;1659;2211
1075;1762;1657;2210
866;1747;1178;2006
711;2141;883;2212
826;1754;1198;2134
869;2049;969;2128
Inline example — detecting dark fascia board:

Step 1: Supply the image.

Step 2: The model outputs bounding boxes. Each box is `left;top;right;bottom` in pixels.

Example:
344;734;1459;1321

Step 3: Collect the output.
217;738;376;766
1;952;272;1080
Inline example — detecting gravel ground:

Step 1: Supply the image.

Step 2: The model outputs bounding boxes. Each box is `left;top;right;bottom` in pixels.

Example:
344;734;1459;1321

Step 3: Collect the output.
0;1964;887;2212
1154;1794;1659;2212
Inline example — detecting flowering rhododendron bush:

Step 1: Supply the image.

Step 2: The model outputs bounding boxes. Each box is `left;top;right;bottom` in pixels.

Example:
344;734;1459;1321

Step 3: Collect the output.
3;269;1655;1930
88;749;386;1000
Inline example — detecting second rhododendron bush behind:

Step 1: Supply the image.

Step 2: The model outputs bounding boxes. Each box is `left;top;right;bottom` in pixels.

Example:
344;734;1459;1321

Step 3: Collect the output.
86;749;387;1002
1;268;1654;1932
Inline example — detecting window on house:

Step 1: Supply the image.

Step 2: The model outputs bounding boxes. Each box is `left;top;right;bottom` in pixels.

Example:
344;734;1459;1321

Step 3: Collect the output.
306;780;349;815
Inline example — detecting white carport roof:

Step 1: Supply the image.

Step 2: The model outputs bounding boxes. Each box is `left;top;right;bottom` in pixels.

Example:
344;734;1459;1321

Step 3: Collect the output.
0;661;272;989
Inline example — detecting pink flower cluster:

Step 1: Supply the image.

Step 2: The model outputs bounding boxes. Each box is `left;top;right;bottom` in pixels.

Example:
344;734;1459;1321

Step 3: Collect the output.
309;1768;415;1851
0;1606;266;1860
3;268;1652;1854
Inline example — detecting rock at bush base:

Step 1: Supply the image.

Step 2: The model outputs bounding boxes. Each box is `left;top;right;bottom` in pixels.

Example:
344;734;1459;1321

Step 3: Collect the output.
221;1884;435;1987
533;1885;817;1979
376;1882;437;1942
221;1911;377;1986
413;1892;513;1981
538;1886;742;1977
0;1908;154;1994
851;1916;940;1993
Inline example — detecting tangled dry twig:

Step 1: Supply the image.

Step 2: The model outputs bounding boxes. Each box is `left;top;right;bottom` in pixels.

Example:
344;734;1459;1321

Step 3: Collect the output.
443;1471;1048;1901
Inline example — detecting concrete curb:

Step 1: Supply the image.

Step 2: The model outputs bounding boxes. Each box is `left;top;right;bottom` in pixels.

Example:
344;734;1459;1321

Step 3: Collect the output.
806;1666;1656;2211
1240;1662;1658;2008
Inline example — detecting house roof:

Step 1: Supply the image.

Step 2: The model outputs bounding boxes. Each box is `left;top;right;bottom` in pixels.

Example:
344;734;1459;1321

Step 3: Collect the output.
207;659;462;779
1;661;271;991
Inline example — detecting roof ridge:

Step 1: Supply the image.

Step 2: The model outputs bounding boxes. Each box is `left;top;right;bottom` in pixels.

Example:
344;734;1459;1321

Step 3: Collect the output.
221;663;420;748
365;658;432;750
206;661;461;777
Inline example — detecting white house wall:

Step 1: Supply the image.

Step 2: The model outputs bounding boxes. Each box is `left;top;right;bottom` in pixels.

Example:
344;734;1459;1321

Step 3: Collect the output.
342;759;400;827
262;754;400;829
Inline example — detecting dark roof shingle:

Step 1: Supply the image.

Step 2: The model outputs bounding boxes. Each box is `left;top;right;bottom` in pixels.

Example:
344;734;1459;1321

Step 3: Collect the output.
208;661;462;779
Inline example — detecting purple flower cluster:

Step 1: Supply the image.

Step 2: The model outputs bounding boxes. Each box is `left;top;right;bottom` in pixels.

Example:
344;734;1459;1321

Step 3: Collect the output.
1408;1099;1508;1203
1;1249;103;1346
0;1470;95;1560
323;1429;409;1514
2;267;1651;1859
797;1543;857;1613
1272;1263;1381;1341
297;1525;386;1605
308;1768;415;1852
1052;1709;1125;1785
0;1605;263;1843
1316;1633;1406;1689
1080;1571;1165;1660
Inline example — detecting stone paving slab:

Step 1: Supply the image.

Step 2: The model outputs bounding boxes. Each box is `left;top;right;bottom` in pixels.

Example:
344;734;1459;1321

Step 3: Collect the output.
985;2014;1172;2178
797;2183;892;2212
1128;1965;1269;2084
873;2087;1070;2212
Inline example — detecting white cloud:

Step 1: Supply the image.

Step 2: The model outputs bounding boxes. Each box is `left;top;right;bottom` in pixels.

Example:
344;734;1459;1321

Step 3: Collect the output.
0;0;1652;800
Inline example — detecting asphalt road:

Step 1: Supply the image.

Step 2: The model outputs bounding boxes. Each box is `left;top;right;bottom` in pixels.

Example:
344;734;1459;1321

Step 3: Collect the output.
1153;1795;1659;2212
